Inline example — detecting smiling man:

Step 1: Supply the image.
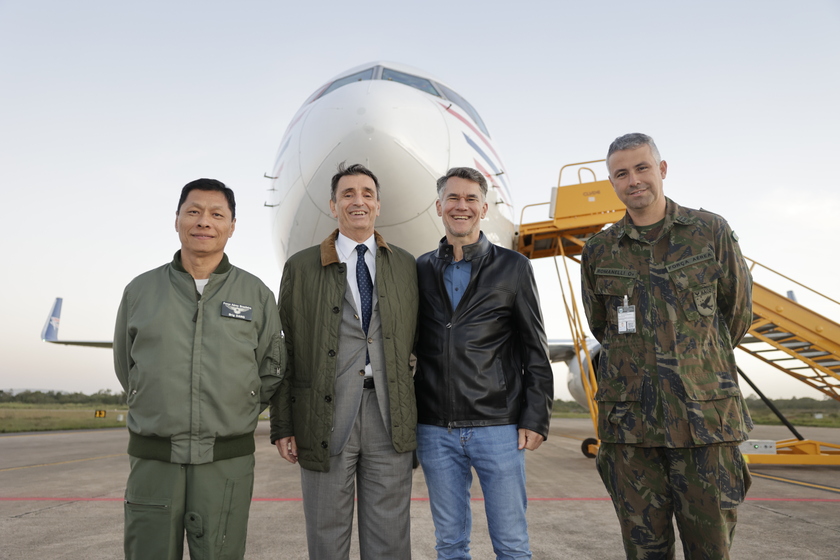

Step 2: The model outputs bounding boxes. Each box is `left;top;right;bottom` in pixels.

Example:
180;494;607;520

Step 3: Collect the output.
114;179;285;559
414;167;553;559
581;133;754;559
269;163;418;559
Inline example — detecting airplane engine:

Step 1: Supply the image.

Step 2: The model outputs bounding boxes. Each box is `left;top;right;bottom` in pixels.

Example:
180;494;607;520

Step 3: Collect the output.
566;342;601;409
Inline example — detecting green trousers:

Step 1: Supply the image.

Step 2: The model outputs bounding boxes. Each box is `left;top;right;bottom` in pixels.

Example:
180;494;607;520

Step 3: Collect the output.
124;454;255;560
596;443;751;560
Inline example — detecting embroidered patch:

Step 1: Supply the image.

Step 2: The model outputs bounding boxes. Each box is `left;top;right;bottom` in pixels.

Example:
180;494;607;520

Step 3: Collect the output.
666;250;714;272
595;268;638;278
692;286;716;317
221;301;253;321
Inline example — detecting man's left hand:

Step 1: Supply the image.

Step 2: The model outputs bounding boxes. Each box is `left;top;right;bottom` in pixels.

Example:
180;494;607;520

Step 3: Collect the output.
518;428;544;451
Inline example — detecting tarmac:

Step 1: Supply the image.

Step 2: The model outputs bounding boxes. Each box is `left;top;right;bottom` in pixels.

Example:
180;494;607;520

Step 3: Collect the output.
1;418;839;559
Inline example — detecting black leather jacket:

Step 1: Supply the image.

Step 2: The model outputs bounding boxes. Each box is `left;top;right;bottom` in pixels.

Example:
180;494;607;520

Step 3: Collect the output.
415;233;554;438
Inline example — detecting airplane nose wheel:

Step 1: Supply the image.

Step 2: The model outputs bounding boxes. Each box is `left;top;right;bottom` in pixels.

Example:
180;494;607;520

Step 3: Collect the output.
581;437;599;458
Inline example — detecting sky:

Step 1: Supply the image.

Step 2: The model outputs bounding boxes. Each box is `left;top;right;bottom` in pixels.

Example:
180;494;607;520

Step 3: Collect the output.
1;0;839;402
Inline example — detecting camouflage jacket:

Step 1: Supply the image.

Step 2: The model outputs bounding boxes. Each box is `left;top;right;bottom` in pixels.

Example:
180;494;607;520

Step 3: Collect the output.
581;198;753;447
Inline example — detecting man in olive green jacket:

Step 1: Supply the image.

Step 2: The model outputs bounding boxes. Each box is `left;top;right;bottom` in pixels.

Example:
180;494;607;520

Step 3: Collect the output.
114;179;284;560
269;163;418;560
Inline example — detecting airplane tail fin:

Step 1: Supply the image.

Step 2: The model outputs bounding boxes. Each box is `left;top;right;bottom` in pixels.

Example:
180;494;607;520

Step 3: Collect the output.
40;297;113;348
41;297;63;342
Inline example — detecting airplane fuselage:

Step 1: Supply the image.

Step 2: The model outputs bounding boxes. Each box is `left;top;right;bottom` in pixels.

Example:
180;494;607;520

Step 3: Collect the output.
265;62;515;267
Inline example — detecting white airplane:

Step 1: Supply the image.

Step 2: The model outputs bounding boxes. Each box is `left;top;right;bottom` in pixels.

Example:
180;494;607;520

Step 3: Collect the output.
42;61;598;407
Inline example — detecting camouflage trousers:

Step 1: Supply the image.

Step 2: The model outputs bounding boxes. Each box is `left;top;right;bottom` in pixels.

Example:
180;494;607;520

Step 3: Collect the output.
596;443;751;560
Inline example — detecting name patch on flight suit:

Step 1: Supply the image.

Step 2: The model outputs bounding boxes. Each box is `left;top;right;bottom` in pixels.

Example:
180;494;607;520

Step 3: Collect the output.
221;302;253;321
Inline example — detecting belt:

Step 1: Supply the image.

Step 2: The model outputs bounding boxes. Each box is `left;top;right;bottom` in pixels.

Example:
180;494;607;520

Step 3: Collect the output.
363;377;375;390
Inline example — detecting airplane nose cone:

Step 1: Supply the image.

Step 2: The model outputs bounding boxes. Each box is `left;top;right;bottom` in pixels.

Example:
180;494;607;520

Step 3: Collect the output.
298;80;450;227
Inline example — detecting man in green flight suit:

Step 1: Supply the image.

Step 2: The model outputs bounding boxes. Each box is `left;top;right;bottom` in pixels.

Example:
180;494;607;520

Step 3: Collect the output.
114;179;285;559
581;133;753;560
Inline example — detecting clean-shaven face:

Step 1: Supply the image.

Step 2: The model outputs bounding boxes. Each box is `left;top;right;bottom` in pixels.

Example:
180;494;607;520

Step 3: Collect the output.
329;174;381;242
436;176;488;241
175;189;235;260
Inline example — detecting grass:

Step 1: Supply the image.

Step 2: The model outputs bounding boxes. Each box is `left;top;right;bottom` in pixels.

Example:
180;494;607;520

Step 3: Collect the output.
2;404;838;433
0;406;129;432
0;404;272;433
747;412;840;429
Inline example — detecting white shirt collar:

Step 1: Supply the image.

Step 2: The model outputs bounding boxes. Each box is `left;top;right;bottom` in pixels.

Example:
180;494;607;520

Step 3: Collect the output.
336;232;376;262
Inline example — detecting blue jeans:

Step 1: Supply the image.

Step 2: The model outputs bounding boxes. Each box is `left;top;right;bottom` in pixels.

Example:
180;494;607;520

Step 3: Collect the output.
416;424;532;560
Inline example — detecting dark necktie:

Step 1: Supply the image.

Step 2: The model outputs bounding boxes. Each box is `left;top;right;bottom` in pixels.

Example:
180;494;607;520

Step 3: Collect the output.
356;245;373;368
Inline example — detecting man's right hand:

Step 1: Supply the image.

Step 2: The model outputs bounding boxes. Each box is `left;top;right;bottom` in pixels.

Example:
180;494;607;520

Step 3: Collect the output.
275;436;298;464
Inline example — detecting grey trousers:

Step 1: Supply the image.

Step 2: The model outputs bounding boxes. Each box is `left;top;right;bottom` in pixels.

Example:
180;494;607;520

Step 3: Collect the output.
301;388;413;560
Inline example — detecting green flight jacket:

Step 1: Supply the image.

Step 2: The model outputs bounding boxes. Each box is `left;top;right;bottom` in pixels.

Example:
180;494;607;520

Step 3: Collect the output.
581;198;753;447
114;252;285;464
269;230;419;472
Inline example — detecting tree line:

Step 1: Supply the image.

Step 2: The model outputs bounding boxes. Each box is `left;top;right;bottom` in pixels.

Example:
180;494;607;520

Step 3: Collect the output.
0;389;126;405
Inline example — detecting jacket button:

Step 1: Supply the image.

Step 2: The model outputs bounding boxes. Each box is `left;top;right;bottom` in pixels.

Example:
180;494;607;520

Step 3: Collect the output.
354;314;359;320
445;323;452;329
321;441;328;449
367;338;373;344
131;390;137;395
328;349;336;357
325;395;332;403
358;370;365;376
250;390;256;396
332;307;340;314
290;396;296;403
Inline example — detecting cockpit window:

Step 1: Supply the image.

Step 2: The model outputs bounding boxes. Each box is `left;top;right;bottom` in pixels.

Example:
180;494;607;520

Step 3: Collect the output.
306;66;491;138
320;68;375;98
381;68;441;97
437;83;490;137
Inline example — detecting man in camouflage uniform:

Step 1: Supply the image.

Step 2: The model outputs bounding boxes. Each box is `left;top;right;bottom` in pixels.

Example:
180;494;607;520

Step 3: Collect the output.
581;133;753;560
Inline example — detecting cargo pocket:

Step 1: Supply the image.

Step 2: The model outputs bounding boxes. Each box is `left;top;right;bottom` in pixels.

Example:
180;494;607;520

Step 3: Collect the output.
718;445;749;510
595;375;645;444
124;496;172;559
214;470;255;559
683;372;743;444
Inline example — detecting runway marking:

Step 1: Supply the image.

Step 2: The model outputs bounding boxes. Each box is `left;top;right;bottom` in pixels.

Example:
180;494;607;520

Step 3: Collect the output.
750;472;840;494
0;453;126;472
2;496;838;503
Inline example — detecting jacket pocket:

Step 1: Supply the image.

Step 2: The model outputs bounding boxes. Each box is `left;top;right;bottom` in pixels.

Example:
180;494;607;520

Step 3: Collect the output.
595;375;645;444
594;275;637;329
668;258;722;322
683;372;746;444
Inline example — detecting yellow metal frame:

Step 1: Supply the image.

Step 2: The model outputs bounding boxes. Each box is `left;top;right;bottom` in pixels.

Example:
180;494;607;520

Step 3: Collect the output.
745;440;840;465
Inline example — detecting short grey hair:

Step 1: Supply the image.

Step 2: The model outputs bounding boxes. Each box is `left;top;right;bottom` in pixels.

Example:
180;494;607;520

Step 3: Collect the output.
436;167;488;199
606;133;662;173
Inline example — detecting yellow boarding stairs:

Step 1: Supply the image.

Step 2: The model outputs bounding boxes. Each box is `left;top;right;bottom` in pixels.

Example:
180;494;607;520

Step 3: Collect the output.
517;161;840;465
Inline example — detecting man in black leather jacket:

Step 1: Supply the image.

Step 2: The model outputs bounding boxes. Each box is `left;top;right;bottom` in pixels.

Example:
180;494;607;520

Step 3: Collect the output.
415;166;554;559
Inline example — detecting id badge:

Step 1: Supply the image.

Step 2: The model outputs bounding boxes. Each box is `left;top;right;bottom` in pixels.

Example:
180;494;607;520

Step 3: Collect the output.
617;295;636;334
